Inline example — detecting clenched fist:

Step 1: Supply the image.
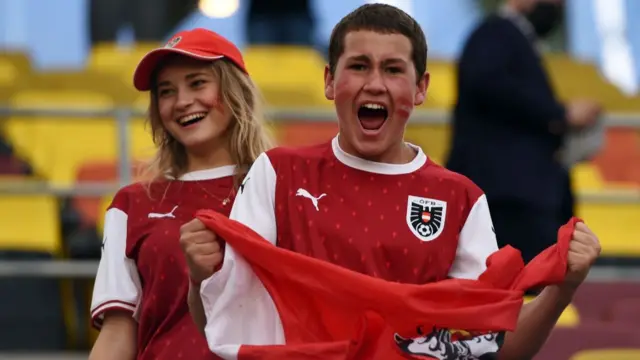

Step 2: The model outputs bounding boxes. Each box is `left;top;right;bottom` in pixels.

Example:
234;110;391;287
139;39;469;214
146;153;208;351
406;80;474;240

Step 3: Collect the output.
179;218;223;286
563;222;601;288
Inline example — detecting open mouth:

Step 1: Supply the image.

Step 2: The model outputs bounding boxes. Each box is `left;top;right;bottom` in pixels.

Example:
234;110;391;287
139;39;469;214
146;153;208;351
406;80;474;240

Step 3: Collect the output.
357;103;388;131
177;112;207;127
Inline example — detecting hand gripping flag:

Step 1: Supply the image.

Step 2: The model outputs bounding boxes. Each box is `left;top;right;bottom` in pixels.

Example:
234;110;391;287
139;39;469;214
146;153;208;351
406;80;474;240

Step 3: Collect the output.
196;210;577;360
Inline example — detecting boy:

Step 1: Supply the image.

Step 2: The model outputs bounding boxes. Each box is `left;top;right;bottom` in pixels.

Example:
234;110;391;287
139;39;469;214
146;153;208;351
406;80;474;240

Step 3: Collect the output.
181;4;600;359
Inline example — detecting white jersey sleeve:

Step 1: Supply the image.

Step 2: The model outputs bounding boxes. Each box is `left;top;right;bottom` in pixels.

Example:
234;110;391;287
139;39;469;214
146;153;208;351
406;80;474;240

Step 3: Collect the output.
228;152;278;244
90;206;142;329
200;152;285;349
447;194;500;279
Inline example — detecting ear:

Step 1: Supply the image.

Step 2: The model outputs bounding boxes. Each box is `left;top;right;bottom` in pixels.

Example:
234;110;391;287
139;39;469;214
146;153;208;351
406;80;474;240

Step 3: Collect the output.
414;71;429;106
324;65;335;101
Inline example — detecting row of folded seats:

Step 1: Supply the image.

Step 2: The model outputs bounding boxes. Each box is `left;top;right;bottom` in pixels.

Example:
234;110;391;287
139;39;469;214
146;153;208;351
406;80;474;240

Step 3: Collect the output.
0;45;639;355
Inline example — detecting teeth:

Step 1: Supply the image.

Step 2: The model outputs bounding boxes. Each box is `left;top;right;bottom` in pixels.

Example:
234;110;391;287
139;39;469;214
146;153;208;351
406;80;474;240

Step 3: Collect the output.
361;103;386;110
177;112;207;124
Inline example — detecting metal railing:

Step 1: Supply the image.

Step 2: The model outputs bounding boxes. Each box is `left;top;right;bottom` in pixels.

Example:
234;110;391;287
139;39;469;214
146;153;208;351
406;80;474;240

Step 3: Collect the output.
1;106;640;201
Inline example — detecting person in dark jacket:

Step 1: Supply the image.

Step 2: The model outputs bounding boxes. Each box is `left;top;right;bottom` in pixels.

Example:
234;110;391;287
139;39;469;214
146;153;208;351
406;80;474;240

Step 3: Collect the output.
446;0;601;270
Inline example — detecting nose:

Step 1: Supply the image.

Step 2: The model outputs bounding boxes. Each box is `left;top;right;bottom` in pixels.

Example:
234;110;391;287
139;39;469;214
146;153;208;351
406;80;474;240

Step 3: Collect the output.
362;69;386;94
175;88;195;111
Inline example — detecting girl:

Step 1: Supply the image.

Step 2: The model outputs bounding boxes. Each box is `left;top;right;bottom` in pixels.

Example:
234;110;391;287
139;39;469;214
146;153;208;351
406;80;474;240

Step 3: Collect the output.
89;28;273;360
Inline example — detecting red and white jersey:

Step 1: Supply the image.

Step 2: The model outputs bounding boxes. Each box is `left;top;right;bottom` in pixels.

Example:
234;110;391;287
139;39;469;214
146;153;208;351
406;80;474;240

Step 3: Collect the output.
198;137;502;357
91;166;237;360
230;137;498;282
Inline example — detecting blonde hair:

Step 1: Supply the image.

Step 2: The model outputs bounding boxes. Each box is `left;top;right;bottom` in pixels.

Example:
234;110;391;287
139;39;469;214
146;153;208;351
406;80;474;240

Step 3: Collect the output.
141;59;274;188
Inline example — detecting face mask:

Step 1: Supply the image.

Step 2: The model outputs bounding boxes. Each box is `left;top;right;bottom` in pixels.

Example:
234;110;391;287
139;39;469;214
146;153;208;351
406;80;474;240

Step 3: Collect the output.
526;2;563;38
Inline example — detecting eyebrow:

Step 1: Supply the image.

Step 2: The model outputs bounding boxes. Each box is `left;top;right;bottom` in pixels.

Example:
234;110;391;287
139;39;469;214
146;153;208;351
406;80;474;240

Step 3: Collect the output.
347;55;408;66
156;71;210;88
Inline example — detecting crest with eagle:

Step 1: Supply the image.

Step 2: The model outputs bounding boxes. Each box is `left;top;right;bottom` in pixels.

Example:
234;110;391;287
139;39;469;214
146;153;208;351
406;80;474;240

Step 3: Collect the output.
406;195;447;242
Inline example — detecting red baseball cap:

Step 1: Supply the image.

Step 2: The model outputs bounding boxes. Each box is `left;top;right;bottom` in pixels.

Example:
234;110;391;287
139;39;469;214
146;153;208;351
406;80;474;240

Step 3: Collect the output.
133;28;248;91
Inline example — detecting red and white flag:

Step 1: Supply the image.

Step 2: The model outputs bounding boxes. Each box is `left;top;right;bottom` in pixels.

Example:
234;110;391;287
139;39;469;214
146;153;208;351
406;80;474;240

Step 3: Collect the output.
196;210;576;360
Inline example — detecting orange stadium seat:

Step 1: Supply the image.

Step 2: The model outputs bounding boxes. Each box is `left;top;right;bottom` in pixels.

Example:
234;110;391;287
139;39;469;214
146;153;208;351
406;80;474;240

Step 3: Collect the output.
275;121;338;147
593;128;640;186
72;160;147;229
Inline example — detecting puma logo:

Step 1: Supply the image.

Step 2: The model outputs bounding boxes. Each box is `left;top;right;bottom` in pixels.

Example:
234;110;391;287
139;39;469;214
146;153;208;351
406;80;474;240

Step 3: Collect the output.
296;188;326;211
148;205;178;219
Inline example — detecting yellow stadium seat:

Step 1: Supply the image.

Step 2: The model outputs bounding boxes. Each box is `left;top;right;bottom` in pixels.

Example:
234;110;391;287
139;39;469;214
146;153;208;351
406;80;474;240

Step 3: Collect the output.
577;202;640;257
0;58;22;89
404;124;451;165
523;296;579;327
0;52;31;101
0;192;60;253
88;42;160;83
572;349;640;360
423;60;456;110
544;55;640;112
244;46;330;107
572;164;605;191
3;89;155;186
0;51;31;83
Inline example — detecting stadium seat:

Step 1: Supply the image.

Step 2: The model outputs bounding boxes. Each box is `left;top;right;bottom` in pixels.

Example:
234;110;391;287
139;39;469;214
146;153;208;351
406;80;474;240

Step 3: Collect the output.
571;349;640;360
576;202;640;257
0;192;60;253
275;121;338;147
87;42;160;84
572;164;605;192
422;60;456;110
73;160;146;228
544;55;640;112
2;74;153;185
0;189;67;350
404;124;451;165
592;128;640;187
244;46;330;107
0;51;31;88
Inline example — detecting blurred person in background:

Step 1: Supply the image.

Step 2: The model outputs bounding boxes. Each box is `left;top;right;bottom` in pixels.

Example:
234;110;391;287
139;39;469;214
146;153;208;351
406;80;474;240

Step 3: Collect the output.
89;0;196;44
446;0;602;280
88;28;273;359
246;0;314;46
